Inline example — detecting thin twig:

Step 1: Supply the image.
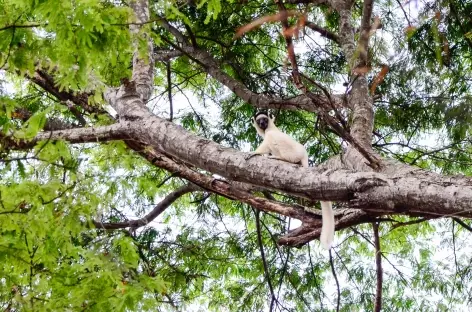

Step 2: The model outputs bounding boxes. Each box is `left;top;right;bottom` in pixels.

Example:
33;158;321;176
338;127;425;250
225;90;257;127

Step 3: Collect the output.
372;222;382;312
254;208;277;311
453;217;472;232
184;24;197;47
304;21;340;44
333;248;363;295
276;245;290;303
329;249;340;312
451;220;458;302
31;70;90;124
389;216;437;230
307;244;325;310
156;173;177;188
0;15;22;69
350;227;409;286
166;61;174;121
300;72;347;129
94;184;197;229
0;22;41;32
394;0;411;25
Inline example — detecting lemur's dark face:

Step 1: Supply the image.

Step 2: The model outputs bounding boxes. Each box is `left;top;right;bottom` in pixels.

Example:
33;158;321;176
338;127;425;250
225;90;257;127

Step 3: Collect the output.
255;114;269;130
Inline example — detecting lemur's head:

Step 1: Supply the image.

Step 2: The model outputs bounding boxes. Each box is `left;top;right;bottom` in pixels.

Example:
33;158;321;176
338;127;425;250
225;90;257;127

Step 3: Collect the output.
253;110;274;131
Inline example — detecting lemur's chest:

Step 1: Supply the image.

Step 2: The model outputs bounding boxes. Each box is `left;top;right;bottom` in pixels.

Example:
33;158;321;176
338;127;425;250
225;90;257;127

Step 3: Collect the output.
265;131;292;154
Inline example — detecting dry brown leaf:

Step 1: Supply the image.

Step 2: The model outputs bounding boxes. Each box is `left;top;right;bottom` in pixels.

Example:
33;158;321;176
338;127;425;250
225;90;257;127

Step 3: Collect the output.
283;25;299;38
234;11;300;39
296;14;307;37
297;14;306;28
370;65;389;94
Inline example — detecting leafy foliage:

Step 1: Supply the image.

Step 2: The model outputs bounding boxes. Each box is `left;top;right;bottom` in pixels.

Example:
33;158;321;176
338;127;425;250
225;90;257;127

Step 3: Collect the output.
1;0;472;311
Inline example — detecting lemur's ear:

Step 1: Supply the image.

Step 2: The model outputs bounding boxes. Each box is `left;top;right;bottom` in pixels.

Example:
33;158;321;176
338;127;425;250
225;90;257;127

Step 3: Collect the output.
252;117;258;129
254;110;267;116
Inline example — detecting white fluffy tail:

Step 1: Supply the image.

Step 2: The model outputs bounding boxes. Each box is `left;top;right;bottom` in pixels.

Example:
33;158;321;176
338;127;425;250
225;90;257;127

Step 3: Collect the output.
319;201;335;250
301;154;309;168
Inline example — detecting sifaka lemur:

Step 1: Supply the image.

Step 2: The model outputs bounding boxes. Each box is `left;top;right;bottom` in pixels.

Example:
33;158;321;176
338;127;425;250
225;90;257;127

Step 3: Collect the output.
250;111;335;249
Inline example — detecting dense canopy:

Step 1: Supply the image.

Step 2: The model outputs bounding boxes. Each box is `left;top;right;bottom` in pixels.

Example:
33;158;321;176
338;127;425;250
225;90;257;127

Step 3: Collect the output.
1;0;472;310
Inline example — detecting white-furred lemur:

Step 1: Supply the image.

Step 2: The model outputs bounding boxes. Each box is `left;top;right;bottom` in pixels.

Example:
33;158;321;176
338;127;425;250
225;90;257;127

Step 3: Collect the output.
251;110;335;249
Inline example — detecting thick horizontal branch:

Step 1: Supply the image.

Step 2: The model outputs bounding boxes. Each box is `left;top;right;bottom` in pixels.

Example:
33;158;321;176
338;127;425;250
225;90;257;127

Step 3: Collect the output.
1;123;128;150
7;104;472;245
15;112;472;220
98;137;392;245
154;49;184;62
129;147;322;223
9;75;472;227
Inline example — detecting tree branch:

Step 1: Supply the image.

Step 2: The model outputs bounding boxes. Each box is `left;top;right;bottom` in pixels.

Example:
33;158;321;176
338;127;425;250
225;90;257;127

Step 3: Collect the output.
8;112;472;222
275;1;302;89
0;23;42;31
166;61;174;121
158;18;342;112
453;218;472;232
305;21;340;44
331;0;375;152
0;123;128;150
278;210;376;246
7;63;472;246
10;108;80;131
29;70;98;124
130;0;155;103
154;49;183;62
390;216;437;230
359;0;374;53
135;149;330;225
94;184;198;229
